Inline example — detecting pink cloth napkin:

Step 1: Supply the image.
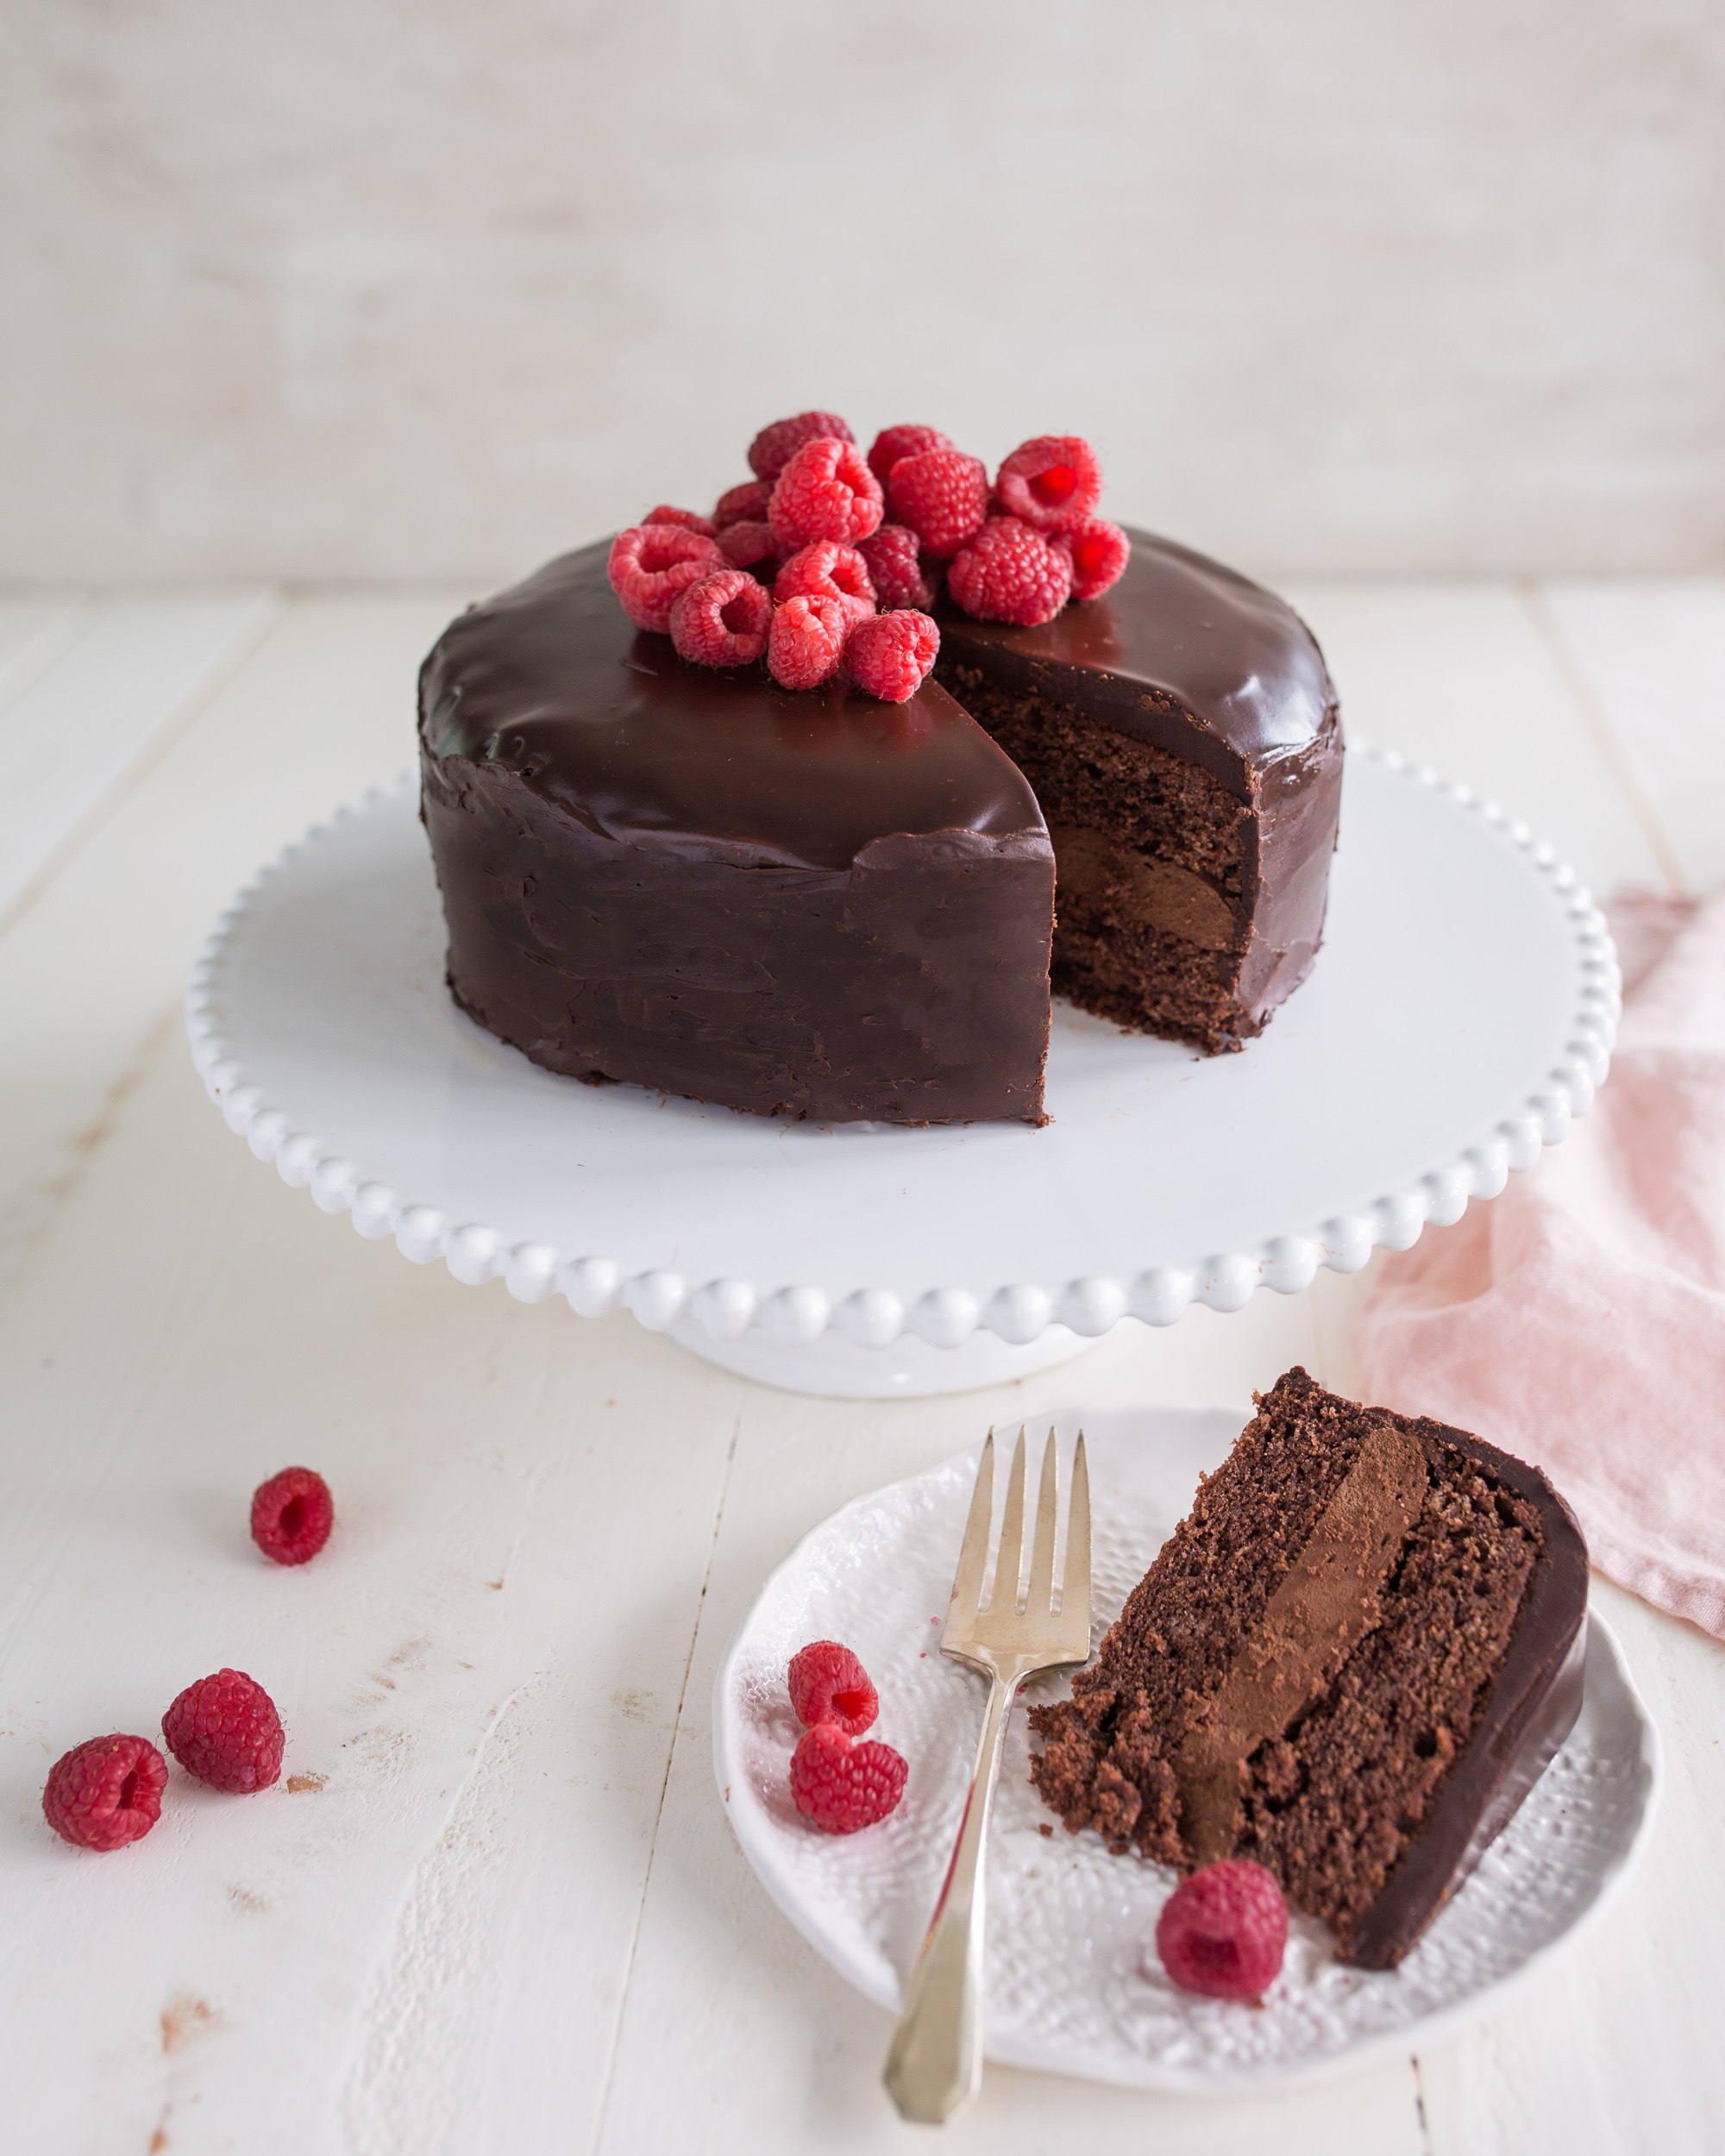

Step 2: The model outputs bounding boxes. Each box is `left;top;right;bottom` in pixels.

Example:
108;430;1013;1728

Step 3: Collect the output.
1355;887;1725;1639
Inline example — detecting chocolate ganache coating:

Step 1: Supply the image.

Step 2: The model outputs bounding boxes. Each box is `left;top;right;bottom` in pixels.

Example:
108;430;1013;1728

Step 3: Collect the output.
418;542;1056;1125
937;528;1344;1033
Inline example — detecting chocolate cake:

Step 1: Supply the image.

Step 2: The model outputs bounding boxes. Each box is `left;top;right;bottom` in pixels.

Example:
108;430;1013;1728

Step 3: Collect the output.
1028;1369;1589;1969
417;526;1340;1123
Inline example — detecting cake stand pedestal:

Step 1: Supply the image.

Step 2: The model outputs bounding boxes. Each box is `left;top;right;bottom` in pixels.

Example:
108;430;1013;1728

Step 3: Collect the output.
189;750;1616;1399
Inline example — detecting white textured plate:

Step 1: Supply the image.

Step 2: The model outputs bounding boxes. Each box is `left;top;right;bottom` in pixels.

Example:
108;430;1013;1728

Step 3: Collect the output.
712;1407;1660;2093
189;749;1618;1367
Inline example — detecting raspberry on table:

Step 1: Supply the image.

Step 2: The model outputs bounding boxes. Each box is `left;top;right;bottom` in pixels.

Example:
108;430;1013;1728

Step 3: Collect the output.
767;594;849;690
993;435;1102;533
162;1670;285;1794
856;524;933;611
865;423;953;488
845;611;940;705
608;524;725;633
947;516;1073;626
669;568;774;667
1154;1860;1289;2002
888;449;988;560
642;504;717;538
1053;517;1131;601
713;479;775;530
717;519;778;573
787;1639;879;1734
42;1734;168;1852
768;437;885;553
748;410;855;480
790;1722;907;1834
774;541;876;628
250;1465;334;1566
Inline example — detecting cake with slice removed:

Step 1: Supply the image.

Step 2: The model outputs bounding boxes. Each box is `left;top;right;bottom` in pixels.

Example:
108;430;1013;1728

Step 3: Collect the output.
1027;1367;1589;1969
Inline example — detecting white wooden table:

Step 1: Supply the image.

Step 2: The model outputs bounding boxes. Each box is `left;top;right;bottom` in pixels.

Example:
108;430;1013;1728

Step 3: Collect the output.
3;575;1722;2156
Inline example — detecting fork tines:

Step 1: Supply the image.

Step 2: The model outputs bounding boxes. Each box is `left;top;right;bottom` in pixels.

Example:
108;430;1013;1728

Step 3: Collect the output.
942;1426;1091;1667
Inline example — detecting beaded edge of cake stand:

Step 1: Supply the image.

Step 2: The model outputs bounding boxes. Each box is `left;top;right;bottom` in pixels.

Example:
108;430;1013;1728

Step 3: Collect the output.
185;748;1622;1357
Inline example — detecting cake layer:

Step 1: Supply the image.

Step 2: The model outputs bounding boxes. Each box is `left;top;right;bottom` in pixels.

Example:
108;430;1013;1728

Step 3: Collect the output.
1028;1369;1588;1968
937;530;1343;1049
418;543;1056;1124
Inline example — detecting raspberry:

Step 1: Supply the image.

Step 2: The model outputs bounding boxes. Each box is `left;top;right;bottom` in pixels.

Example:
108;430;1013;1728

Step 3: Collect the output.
947;517;1073;626
1154;1861;1288;2002
642;504;716;539
888;449;988;560
713;479;775;529
42;1735;168;1852
717;519;778;572
250;1466;334;1566
787;1640;879;1734
774;541;875;628
608;524;725;633
768;437;884;552
162;1670;285;1794
669;568;773;667
856;524;934;611
790;1722;907;1834
993;435;1102;534
866;423;953;488
1053;517;1131;602
845;611;940;704
767;594;848;690
748;410;855;481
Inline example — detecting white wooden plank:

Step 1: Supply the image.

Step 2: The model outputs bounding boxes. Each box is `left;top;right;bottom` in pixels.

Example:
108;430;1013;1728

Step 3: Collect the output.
0;594;88;698
0;590;284;929
0;1028;743;2156
0;593;470;1292
1535;577;1725;897
1281;580;1672;899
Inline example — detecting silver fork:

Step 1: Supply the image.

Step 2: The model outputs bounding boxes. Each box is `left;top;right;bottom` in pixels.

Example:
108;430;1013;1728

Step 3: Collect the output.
882;1426;1091;2125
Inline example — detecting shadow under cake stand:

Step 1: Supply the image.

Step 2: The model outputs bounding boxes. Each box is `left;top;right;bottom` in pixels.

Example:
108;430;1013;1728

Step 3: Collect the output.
188;749;1617;1399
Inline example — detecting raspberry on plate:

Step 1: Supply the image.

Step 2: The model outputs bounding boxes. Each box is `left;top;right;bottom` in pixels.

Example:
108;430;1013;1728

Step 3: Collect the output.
608;523;725;633
250;1465;334;1566
162;1669;285;1794
767;594;849;690
42;1734;168;1852
856;524;933;611
642;504;717;538
1053;516;1131;602
717;519;778;573
845;611;939;705
669;568;774;667
947;516;1074;626
787;1639;879;1734
888;449;989;560
1154;1860;1289;2002
774;541;876;628
865;423;953;488
790;1722;907;1834
768;437;885;553
748;410;856;481
713;479;775;529
993;435;1102;533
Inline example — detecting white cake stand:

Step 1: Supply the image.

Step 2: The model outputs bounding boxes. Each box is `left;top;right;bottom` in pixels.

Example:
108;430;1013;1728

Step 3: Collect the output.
188;749;1617;1398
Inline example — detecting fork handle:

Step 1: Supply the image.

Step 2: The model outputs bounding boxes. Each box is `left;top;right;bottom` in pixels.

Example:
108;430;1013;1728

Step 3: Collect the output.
882;1668;1017;2125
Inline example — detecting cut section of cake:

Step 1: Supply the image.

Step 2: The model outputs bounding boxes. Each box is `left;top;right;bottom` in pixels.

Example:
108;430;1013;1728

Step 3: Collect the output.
1027;1368;1589;1969
937;530;1342;1055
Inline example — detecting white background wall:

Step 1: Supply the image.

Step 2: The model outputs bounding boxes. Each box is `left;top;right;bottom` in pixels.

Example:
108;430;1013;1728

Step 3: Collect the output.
4;0;1722;585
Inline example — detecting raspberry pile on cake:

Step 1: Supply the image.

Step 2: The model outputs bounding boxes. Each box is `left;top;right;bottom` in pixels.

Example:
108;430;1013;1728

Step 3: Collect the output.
606;411;1131;701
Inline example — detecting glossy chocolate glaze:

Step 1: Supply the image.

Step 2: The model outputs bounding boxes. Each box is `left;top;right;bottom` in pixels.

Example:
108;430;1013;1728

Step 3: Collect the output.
938;529;1344;1035
418;542;1055;1124
1349;1421;1589;1971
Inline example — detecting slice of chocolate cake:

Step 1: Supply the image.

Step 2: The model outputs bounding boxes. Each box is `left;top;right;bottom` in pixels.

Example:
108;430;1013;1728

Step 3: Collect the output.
1028;1369;1588;1969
